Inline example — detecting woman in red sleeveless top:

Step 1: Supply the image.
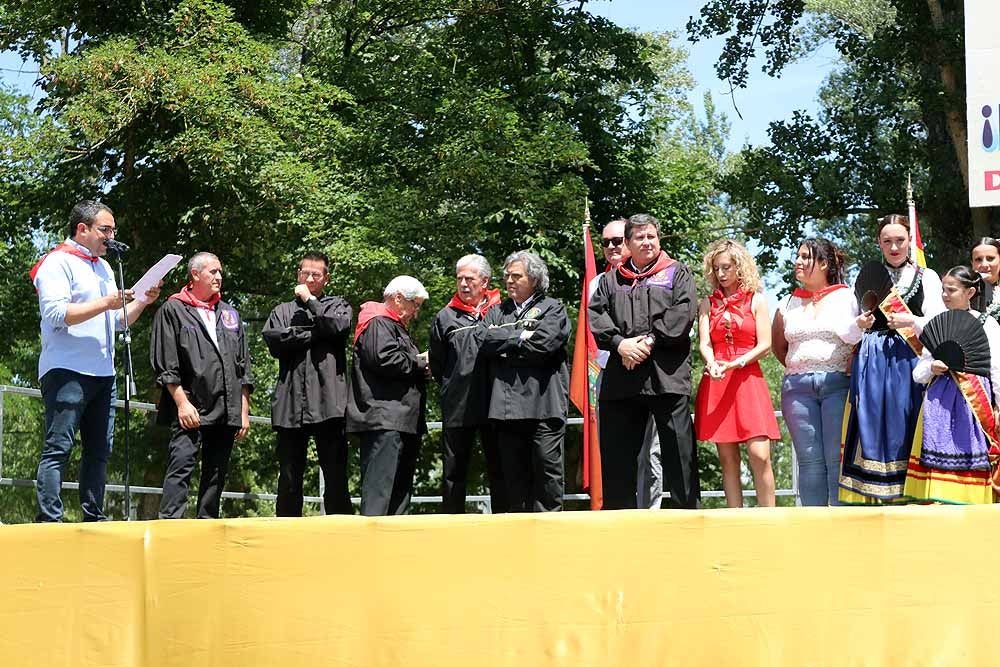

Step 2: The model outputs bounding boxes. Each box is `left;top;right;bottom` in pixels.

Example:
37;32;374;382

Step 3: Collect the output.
694;239;781;507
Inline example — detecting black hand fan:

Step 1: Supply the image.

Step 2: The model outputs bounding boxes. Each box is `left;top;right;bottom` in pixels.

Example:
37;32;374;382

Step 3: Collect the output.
854;261;893;313
918;310;992;376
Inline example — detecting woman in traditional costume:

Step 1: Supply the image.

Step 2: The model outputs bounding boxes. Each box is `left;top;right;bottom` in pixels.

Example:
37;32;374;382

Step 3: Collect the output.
772;238;859;506
694;239;780;507
971;237;1000;287
839;215;945;504
971;238;1000;322
904;266;1000;504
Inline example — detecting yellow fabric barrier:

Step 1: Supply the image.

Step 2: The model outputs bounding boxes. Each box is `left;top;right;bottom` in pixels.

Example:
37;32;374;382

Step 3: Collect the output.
2;507;999;666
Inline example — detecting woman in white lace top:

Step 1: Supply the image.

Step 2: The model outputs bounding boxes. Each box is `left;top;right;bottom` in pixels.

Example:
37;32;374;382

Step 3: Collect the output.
772;238;860;505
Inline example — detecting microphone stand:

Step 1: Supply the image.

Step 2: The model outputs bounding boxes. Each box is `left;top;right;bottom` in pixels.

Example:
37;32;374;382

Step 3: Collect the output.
108;244;137;521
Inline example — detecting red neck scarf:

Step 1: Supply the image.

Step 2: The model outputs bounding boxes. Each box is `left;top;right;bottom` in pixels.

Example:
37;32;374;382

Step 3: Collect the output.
168;285;222;310
709;288;752;331
29;242;98;282
792;284;847;302
617;251;674;283
447;288;501;318
354;301;404;343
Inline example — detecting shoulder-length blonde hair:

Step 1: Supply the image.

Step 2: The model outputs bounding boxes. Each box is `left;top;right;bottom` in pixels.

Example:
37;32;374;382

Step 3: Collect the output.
701;239;762;293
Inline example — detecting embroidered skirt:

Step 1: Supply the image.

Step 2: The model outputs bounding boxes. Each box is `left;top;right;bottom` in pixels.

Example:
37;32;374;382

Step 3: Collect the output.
903;374;994;504
839;331;923;504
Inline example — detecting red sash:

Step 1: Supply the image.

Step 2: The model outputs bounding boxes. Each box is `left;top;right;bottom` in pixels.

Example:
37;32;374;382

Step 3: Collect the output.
29;243;98;283
168;285;221;310
446;288;501;317
708;288;751;332
617;251;674;284
791;284;847;301
354;302;404;343
878;287;924;356
618;250;674;285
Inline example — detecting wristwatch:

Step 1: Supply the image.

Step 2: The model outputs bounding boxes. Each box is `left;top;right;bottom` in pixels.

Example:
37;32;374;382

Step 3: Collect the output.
737;357;747;368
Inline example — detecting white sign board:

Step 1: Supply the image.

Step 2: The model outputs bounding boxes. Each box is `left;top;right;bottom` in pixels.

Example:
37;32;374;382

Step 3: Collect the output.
966;0;1000;207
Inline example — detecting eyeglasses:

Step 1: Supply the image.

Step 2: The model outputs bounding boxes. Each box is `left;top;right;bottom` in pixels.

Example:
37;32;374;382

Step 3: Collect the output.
601;236;625;248
723;318;733;345
94;225;116;236
297;270;326;280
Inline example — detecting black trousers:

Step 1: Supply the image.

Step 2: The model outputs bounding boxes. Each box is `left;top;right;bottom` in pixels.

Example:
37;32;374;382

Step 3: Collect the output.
359;430;420;516
599;394;700;510
441;425;507;514
493;418;564;513
159;424;237;519
275;419;352;517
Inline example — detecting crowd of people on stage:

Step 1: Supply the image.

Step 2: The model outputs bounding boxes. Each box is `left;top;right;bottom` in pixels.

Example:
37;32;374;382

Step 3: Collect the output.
27;200;1000;522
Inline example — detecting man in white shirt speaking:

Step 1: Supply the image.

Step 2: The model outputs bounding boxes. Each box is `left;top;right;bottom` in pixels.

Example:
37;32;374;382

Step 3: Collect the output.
31;200;161;522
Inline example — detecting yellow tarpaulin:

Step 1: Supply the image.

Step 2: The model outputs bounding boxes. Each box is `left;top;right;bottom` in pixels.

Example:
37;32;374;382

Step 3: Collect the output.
2;507;998;666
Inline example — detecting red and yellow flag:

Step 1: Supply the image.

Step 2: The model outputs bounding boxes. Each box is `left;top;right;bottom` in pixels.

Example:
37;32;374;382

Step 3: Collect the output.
908;185;927;268
569;223;603;510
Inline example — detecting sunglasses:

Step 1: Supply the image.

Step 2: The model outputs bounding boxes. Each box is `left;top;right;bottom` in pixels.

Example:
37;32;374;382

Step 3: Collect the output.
723;318;733;345
601;236;625;248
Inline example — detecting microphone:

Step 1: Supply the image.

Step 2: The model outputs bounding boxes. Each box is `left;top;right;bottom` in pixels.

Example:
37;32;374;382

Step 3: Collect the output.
103;238;131;253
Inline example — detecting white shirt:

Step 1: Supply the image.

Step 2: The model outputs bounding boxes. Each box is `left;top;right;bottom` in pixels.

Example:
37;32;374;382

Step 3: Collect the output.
33;239;124;379
198;308;219;348
779;287;861;376
890;264;946;334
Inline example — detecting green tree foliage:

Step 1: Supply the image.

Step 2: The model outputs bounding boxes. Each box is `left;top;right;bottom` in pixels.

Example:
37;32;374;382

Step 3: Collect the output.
689;0;989;270
0;0;740;518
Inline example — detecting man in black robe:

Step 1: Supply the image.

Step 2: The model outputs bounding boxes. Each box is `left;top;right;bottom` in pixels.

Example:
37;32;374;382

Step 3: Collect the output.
481;251;570;512
263;251;353;516
150;252;254;519
346;275;429;516
589;214;700;509
429;254;506;513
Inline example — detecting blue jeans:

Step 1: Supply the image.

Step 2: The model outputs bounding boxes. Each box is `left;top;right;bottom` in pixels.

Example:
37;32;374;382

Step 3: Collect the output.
781;372;850;506
36;368;116;522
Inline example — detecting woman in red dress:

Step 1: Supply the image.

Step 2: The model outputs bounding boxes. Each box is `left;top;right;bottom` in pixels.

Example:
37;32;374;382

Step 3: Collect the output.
694;239;781;507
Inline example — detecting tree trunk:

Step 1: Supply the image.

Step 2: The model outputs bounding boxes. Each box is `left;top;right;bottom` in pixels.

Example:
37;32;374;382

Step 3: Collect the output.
926;0;969;191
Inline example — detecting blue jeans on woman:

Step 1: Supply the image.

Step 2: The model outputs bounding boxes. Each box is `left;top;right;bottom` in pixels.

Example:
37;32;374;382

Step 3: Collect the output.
780;371;850;506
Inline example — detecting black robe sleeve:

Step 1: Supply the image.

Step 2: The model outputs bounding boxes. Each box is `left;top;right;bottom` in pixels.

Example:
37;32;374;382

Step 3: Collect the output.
357;317;426;379
588;273;624;352
429;311;447;384
150;304;182;387
309;296;352;341
262;303;312;358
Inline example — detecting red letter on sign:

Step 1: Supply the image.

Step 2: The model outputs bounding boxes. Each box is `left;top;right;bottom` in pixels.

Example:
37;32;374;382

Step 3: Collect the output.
986;171;1000;191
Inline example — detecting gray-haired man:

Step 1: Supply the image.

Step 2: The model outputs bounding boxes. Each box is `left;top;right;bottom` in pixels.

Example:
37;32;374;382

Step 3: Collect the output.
151;252;254;519
347;275;430;516
481;251;570;512
429;254;506;513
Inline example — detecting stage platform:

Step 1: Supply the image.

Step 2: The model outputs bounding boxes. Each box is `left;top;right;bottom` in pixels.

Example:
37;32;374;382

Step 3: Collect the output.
1;506;997;666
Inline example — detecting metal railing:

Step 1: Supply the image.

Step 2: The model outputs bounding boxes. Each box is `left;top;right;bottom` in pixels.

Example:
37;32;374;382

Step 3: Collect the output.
0;384;799;514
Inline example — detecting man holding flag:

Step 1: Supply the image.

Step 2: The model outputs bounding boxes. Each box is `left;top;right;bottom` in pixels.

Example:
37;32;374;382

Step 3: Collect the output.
571;218;662;510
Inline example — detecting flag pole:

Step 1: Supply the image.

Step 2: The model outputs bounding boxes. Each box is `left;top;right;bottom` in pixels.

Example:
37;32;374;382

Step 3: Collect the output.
569;195;603;509
906;172;927;268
